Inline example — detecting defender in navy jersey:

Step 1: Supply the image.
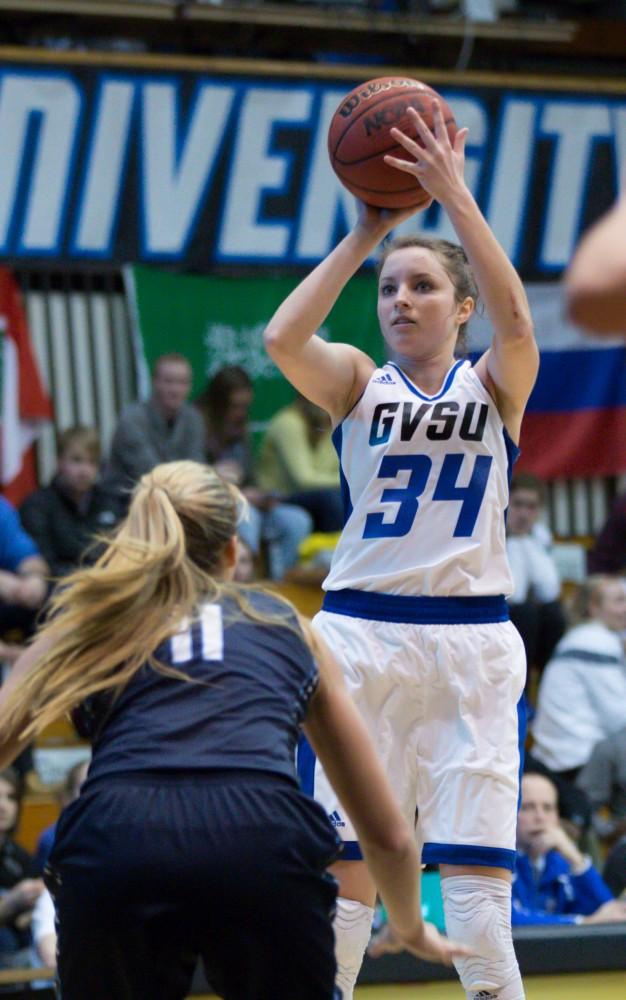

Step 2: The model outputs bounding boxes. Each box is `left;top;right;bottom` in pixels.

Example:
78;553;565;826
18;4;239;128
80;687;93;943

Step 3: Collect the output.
0;461;464;1000
265;101;539;1000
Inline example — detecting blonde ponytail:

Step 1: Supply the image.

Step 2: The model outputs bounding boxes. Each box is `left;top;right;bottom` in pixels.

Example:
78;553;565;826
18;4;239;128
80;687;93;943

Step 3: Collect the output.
0;461;242;740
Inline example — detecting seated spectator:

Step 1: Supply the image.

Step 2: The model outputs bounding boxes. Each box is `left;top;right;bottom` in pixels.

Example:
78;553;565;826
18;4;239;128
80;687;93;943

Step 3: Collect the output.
506;473;567;682
257;394;343;533
587;490;626;574
0;767;44;967
513;772;626;926
195;366;312;580
29;759;89;982
34;758;90;875
0;502;48;781
577;725;626;848
577;726;626;898
531;575;626;778
0;497;48;666
20;427;125;579
106;353;205;498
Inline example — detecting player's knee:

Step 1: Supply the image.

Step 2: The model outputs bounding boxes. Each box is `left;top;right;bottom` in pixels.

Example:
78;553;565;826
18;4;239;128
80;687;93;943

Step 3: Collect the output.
441;876;522;997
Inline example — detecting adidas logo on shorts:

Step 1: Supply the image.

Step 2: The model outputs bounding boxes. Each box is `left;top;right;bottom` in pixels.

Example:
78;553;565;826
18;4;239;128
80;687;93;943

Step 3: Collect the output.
372;372;395;384
329;810;346;828
472;992;498;999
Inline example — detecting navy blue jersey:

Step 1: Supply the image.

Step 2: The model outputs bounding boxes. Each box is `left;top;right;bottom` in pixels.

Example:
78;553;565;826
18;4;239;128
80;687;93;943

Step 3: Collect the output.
74;591;318;786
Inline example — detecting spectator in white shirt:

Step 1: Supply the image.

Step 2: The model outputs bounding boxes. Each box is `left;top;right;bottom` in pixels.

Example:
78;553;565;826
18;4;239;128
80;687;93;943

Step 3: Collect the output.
530;575;626;785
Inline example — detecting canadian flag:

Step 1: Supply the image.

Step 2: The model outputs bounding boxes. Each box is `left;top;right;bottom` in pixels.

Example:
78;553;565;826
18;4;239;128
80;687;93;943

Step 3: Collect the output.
0;268;52;505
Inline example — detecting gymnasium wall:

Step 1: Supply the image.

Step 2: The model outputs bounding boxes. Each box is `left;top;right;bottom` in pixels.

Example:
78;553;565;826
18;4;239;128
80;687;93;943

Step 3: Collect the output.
2;48;625;538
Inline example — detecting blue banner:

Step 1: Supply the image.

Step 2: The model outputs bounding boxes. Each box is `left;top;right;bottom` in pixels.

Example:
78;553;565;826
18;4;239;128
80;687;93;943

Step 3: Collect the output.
0;63;624;276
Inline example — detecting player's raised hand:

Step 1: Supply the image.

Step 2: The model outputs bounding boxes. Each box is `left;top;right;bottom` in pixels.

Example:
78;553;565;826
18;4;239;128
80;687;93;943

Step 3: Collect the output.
385;100;469;206
354;196;433;242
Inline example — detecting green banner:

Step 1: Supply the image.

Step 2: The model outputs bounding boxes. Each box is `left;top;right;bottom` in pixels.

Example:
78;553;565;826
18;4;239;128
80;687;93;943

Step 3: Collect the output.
125;265;384;436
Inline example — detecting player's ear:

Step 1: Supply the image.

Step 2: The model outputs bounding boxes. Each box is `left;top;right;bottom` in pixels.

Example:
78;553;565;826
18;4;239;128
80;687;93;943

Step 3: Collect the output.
220;534;239;580
457;296;474;325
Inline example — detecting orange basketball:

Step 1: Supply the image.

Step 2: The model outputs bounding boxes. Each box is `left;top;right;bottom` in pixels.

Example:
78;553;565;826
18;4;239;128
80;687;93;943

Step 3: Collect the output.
327;76;457;209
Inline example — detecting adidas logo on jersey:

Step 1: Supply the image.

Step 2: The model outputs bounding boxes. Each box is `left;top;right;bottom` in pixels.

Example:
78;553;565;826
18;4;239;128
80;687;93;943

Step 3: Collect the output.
329;810;346;828
472;992;498;999
372;372;395;384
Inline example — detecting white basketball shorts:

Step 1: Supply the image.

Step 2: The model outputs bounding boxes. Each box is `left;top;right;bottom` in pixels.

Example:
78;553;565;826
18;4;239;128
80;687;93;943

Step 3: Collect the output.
297;591;527;871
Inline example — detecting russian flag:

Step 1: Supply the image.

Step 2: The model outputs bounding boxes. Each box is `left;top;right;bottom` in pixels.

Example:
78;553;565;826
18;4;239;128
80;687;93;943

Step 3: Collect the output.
469;285;626;480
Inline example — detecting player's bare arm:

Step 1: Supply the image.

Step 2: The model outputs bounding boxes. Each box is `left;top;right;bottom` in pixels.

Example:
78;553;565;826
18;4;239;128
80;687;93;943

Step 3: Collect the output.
387;102;538;441
264;204;420;422
565;184;626;335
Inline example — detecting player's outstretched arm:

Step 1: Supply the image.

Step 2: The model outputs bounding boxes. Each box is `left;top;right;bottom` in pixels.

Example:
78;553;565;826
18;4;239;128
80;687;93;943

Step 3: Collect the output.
263;201;421;422
385;102;538;441
302;620;470;966
565;187;626;335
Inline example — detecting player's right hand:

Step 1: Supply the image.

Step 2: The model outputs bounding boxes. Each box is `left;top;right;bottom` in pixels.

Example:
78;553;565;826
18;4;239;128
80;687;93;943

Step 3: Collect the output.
369;919;471;967
354;198;433;242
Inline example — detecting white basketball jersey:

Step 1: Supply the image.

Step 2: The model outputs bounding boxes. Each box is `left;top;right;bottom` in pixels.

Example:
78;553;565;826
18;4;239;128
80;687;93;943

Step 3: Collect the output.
324;359;517;597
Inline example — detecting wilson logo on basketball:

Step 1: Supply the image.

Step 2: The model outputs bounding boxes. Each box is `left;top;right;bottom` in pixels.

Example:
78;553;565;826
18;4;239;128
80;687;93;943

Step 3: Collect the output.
339;77;427;117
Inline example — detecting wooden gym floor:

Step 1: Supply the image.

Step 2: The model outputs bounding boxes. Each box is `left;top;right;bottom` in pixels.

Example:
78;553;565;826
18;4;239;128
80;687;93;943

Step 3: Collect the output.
193;971;625;999
354;974;626;998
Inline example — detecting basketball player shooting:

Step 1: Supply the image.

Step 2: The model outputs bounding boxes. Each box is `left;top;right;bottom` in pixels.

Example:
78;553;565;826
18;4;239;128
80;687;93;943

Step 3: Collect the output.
264;99;539;1000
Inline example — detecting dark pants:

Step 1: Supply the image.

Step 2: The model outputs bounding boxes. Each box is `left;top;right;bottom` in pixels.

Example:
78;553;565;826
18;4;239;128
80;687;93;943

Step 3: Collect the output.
287;489;344;533
47;772;341;1000
508;599;566;680
603;836;626;898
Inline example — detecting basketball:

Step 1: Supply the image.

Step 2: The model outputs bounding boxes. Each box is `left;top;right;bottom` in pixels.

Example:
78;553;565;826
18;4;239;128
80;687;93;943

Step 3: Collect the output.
327;76;457;210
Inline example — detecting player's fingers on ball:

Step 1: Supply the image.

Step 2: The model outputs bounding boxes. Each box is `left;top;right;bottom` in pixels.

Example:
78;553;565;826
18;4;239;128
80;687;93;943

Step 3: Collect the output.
432;100;449;143
383;154;419;175
453;127;469;155
407;106;435;144
389;126;421;157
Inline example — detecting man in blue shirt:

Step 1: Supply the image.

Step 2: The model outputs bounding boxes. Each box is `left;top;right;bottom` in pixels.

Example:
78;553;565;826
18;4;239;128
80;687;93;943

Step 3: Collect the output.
0;495;48;664
513;771;626;925
0;496;48;777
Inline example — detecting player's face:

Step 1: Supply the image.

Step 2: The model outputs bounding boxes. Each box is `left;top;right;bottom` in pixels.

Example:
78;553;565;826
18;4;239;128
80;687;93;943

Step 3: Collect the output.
377;247;471;361
517;774;558;850
0;778;18;833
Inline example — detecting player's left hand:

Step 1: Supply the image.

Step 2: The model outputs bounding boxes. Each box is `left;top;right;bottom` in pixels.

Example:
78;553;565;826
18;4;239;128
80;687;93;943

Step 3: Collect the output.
369;919;471;967
367;921;404;959
384;101;468;207
396;919;471;967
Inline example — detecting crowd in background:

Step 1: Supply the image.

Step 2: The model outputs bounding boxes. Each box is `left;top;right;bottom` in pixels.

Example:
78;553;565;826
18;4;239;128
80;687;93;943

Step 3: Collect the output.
1;351;625;969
